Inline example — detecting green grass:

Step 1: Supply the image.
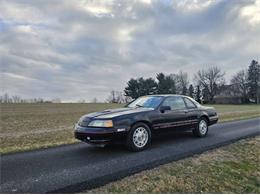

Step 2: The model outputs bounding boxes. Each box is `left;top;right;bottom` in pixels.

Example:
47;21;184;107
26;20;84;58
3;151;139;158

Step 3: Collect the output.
88;136;260;193
207;104;260;113
207;104;260;122
0;103;259;154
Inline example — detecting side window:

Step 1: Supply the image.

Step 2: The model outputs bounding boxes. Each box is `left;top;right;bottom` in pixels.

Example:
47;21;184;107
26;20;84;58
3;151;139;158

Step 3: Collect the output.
162;97;186;110
184;98;197;109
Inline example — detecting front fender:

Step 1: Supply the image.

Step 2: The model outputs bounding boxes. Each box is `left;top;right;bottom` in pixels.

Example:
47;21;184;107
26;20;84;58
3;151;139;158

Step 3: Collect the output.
113;112;153;132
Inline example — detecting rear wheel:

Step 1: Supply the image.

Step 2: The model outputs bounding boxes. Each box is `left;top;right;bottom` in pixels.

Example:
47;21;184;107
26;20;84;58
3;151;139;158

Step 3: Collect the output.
126;122;151;152
193;117;208;137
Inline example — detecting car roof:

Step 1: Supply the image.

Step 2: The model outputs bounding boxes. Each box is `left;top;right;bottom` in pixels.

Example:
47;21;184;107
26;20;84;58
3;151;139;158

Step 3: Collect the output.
145;94;190;98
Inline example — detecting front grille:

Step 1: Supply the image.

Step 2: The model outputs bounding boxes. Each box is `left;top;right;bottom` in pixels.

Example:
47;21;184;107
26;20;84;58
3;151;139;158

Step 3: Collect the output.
75;132;113;141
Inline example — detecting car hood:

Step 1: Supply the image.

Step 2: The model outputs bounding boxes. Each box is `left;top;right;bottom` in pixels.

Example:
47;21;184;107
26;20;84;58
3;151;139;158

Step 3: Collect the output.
81;107;154;119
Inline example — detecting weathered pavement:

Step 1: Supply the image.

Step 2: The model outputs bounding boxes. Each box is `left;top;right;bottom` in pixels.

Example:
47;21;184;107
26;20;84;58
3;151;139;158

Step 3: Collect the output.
1;118;259;193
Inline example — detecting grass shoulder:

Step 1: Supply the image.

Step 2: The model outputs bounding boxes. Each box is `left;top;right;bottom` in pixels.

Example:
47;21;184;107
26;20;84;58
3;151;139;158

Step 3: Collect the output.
88;136;260;193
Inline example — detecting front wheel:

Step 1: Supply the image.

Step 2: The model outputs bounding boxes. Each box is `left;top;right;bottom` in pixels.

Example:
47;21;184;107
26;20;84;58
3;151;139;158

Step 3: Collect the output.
193;118;208;137
126;122;151;152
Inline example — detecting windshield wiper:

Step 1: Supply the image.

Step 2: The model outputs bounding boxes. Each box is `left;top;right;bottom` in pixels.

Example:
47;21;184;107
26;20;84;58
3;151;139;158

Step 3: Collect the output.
136;104;143;108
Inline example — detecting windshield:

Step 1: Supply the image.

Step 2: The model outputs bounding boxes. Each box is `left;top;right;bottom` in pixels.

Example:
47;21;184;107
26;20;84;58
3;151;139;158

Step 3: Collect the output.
127;96;163;109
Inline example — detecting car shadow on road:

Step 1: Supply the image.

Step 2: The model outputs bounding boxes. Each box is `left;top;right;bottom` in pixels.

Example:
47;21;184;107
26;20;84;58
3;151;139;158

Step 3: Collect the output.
77;130;199;155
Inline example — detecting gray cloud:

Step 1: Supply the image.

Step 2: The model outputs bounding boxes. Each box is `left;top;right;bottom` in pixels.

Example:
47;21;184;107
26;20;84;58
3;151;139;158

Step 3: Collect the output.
0;0;259;102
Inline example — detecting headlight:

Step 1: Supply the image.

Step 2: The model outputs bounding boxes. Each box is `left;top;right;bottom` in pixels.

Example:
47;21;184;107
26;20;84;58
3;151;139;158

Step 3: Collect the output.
88;120;113;127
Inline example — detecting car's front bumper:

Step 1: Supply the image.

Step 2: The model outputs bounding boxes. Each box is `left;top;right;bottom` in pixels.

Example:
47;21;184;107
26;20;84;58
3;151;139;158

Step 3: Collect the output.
74;124;128;145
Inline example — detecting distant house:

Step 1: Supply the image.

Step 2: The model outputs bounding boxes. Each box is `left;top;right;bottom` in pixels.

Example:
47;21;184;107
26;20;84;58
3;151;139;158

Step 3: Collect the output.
213;84;244;104
214;95;243;104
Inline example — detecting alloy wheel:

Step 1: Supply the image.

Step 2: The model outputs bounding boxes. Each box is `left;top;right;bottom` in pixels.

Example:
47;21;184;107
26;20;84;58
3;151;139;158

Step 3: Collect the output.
132;127;148;148
199;120;207;135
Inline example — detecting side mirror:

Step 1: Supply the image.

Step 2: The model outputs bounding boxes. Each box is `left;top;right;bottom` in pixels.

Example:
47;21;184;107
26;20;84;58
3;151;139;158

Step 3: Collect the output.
160;106;171;113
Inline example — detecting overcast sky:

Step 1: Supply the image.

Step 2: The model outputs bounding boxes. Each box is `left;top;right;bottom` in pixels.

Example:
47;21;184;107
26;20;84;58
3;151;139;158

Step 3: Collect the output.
0;0;259;102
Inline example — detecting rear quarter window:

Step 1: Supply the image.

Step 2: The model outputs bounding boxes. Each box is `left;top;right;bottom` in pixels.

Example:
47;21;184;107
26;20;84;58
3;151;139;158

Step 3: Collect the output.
184;98;197;109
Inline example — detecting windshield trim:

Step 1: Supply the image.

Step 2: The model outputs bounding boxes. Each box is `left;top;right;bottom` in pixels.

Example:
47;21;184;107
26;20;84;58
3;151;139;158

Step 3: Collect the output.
127;96;164;109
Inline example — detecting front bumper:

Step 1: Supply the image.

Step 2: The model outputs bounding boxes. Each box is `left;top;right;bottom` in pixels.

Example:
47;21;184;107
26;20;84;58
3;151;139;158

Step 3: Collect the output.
74;124;127;145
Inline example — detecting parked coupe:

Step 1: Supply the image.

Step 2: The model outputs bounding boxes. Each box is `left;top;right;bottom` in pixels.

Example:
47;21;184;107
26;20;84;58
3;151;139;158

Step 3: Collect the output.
74;95;218;151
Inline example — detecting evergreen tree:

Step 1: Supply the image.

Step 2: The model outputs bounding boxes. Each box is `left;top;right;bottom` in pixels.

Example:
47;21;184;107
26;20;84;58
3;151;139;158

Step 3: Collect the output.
188;84;194;98
156;73;176;94
124;78;140;99
202;87;210;103
195;85;201;103
248;60;260;104
124;77;157;99
182;86;187;95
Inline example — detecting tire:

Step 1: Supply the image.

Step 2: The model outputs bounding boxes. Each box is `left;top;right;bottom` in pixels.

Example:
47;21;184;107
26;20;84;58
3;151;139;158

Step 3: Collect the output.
126;122;151;152
193;117;208;137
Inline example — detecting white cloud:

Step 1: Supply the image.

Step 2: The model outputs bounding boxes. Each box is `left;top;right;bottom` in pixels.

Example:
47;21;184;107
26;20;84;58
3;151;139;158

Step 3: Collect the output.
175;0;214;11
240;0;260;26
1;72;38;81
78;0;114;17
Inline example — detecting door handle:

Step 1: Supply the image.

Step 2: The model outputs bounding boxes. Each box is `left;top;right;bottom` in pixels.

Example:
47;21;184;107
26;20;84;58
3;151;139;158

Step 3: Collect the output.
184;110;189;113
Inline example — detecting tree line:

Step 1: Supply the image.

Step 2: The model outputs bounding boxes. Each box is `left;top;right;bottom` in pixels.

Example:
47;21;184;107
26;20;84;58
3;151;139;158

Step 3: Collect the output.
121;60;260;104
0;94;61;103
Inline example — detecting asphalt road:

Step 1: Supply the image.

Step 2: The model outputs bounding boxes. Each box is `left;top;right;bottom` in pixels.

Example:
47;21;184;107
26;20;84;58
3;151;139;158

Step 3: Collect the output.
1;118;259;193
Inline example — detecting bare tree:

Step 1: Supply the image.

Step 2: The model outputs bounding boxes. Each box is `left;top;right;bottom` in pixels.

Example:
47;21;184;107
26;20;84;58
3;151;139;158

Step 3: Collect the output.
107;90;125;103
52;98;61;103
91;97;98;103
107;90;117;103
12;95;21;103
230;70;249;102
195;66;225;103
0;93;57;103
3;93;10;103
124;96;132;103
175;71;189;95
77;99;86;103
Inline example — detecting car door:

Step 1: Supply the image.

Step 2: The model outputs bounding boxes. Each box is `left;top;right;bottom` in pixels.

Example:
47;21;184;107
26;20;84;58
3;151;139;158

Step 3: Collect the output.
154;96;189;130
183;97;199;128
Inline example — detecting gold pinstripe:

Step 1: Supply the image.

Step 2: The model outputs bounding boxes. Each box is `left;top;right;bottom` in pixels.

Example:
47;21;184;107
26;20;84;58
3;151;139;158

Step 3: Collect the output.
153;119;199;129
